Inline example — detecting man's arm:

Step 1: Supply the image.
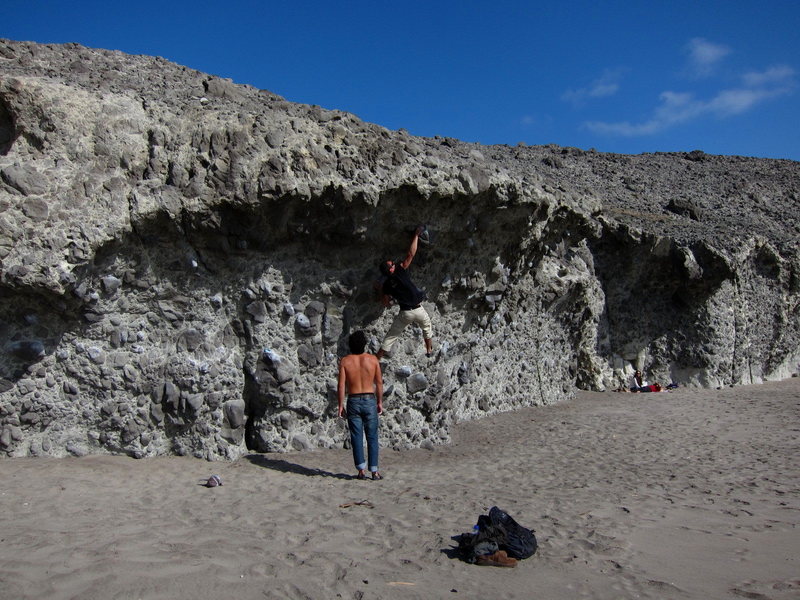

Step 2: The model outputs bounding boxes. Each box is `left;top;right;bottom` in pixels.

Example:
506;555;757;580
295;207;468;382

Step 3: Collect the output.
337;360;347;417
372;356;384;414
399;226;425;270
375;277;393;307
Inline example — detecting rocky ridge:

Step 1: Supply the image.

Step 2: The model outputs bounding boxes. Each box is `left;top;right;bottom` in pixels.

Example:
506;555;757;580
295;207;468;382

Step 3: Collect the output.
1;39;798;459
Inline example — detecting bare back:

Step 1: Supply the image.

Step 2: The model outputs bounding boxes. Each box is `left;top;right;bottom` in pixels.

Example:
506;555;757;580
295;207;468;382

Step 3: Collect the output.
339;353;381;395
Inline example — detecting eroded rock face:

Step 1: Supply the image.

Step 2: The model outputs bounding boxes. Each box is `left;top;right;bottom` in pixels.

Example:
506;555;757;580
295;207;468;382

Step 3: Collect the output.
0;39;798;459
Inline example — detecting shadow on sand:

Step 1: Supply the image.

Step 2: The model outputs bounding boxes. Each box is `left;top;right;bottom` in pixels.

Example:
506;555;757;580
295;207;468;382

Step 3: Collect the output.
244;454;354;480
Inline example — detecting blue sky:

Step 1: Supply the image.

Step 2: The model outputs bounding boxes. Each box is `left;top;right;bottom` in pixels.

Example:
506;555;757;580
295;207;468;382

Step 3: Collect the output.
4;1;799;160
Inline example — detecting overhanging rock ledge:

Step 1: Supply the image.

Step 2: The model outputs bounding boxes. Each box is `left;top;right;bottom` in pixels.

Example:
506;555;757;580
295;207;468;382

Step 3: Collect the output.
0;39;798;459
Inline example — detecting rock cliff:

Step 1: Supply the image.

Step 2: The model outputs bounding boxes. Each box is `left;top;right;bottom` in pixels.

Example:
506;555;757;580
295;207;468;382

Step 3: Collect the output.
1;40;798;459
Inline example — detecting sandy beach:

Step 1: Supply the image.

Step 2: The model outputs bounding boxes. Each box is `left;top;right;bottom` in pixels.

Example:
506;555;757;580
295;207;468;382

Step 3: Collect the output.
1;378;798;600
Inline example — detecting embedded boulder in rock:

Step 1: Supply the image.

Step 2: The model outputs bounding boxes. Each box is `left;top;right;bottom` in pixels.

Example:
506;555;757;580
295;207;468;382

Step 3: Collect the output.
0;39;798;460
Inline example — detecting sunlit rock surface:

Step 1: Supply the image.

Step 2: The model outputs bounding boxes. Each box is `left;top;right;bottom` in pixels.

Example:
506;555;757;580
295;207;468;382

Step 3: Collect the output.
1;39;798;459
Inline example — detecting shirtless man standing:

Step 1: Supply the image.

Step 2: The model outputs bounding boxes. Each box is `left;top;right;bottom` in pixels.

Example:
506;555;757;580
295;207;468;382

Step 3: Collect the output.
338;330;384;480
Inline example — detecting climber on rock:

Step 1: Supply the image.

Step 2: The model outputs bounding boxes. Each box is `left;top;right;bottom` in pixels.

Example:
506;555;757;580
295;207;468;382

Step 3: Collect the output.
376;225;433;360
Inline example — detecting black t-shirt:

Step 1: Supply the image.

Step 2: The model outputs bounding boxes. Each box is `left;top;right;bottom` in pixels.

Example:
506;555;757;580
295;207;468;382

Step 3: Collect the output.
382;266;424;310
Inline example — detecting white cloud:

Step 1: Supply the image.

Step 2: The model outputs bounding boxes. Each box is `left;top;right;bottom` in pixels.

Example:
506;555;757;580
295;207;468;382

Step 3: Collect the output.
585;75;795;137
520;114;554;129
584;45;796;137
742;65;795;87
707;88;780;116
686;37;731;77
562;68;625;106
585;91;704;136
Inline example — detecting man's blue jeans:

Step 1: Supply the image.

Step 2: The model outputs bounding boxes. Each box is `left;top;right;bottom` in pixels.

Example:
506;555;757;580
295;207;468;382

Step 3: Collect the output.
347;394;379;472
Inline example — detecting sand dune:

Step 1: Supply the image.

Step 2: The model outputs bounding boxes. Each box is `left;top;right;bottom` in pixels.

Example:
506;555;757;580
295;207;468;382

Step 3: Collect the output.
1;379;798;599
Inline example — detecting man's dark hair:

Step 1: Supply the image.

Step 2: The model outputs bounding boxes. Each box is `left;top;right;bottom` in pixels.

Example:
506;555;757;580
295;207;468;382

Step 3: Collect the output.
348;330;368;354
379;261;392;277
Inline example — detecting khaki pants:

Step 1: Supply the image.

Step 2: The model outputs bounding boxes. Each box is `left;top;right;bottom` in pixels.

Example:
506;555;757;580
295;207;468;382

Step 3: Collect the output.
380;306;433;353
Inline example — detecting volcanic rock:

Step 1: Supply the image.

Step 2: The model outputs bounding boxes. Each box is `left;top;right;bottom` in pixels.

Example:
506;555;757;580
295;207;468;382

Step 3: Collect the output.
0;39;798;459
